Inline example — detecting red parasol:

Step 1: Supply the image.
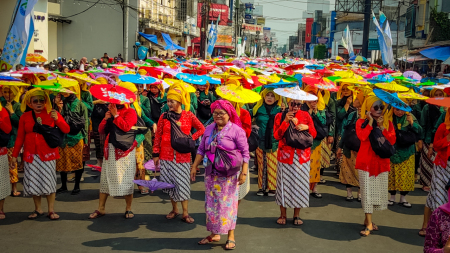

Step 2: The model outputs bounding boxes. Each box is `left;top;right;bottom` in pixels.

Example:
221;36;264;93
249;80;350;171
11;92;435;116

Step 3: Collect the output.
173;50;186;56
215;62;234;66
182;69;207;75
352;68;367;76
370;64;383;68
242;75;263;90
426;97;450;107
302;76;339;91
327;64;347;70
90;84;137;104
313;68;335;76
284;64;305;71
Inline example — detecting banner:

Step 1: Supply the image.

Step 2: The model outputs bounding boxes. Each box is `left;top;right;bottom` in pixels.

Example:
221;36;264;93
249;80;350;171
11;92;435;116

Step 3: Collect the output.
0;0;38;71
263;27;271;44
207;14;220;56
341;25;355;58
372;11;394;67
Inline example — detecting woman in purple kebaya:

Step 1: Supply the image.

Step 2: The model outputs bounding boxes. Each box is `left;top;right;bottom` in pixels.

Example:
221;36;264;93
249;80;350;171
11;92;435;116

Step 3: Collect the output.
191;100;249;250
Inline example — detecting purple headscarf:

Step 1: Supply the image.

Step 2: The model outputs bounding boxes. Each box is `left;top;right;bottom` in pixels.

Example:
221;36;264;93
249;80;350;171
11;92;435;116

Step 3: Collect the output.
211;100;242;128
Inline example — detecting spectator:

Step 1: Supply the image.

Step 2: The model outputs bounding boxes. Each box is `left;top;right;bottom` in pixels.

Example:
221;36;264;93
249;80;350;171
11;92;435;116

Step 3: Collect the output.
117;53;123;62
101;53;109;64
79;57;88;71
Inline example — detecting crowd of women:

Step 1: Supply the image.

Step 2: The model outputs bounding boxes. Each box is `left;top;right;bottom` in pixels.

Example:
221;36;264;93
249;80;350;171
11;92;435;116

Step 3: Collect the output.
0;57;450;251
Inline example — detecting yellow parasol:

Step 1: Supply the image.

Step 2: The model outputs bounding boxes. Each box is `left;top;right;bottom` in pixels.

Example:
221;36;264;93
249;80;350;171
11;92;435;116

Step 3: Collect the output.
348;85;373;95
25;53;47;63
0;81;30;87
337;78;368;85
164;79;196;93
66;73;100;84
215;85;261;103
228;67;253;82
258;75;281;84
209;73;242;83
40;76;78;87
398;89;429;100
374;81;409;92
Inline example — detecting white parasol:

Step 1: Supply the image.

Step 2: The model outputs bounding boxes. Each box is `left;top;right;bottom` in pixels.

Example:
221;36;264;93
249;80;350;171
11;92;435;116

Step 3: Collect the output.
274;85;318;101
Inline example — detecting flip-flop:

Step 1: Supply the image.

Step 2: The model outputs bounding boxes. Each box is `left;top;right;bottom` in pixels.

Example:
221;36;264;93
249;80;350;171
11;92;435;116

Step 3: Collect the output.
89;210;105;219
181;215;194;224
225;240;236;250
10;191;21;197
276;216;287;225
418;228;426;237
124;210;134;219
399;202;412;208
166;211;179;220
28;210;44;220
360;227;372;237
198;236;220;245
388;200;395;206
0;211;5;220
47;212;60;220
293;217;303;226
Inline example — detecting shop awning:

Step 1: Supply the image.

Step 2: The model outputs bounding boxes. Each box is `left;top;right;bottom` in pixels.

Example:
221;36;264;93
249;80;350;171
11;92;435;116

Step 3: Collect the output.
161;33;184;51
397;55;429;62
138;32;165;49
420;46;450;61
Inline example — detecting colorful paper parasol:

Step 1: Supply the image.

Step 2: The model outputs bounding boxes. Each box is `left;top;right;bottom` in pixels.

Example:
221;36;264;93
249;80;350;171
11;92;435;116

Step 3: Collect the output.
173;50;186;56
144;160;160;172
164;79;196;92
34;82;75;94
87;164;102;172
397;89;429;100
426;97;450;107
133;178;175;192
40;76;79;87
373;89;411;112
0;80;30;87
25;53;47;63
374;82;409;92
274;85;318;101
302;76;339;91
66;73;100;84
403;71;421;81
90;84;136;104
11;67;49;74
119;74;157;84
215;85;261;103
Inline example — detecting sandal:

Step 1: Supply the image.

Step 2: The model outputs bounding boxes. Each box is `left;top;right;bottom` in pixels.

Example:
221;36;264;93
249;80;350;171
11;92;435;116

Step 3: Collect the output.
166;211;179;220
124;211;134;219
293;216;303;226
388;200;395;206
181;215;194;224
346;196;354;202
360;227;372;237
225;240;236;250
319;179;326;184
422;186;430;192
418;228;426;237
89;210;105;219
310;192;322;198
357;195;361;202
47;212;60;220
10;191;21;197
140;188;149;195
399;202;412;208
0;211;5;220
28;210;44;220
276;216;287;225
198;236;220;245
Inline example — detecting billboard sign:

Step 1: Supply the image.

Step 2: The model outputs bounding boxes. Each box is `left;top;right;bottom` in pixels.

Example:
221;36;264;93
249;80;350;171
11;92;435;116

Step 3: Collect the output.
263;27;271;43
316;37;329;44
256;17;265;25
253;5;263;16
197;3;229;27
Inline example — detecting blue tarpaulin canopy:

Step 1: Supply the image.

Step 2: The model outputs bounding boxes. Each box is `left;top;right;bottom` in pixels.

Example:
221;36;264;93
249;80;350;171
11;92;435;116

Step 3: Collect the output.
138;32;164;49
161;33;184;51
420;46;450;61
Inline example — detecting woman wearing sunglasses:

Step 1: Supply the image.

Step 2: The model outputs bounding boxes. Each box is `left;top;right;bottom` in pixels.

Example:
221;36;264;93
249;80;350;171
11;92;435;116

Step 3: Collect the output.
192;100;249;250
273;99;316;226
356;96;396;236
10;89;70;220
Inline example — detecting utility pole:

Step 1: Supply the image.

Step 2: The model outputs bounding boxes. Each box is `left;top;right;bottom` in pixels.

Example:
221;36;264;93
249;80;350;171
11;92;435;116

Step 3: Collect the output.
123;0;129;62
200;0;210;59
361;0;371;58
235;0;240;57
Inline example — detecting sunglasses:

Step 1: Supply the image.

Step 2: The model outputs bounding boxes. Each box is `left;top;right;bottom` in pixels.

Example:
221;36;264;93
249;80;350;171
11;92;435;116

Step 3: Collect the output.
373;105;385;111
32;98;45;104
290;102;302;108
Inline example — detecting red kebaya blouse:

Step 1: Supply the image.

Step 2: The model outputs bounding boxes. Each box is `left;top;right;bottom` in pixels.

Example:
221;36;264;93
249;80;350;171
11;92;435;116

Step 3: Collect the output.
0;108;12;156
433;123;450;168
239;108;252;138
355;119;396;177
153;110;205;164
273;110;317;165
13;110;70;163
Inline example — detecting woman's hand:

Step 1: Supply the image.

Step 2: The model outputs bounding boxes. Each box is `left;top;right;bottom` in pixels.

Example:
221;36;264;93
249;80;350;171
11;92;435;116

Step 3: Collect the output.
5;102;14;114
406;114;414;125
418;140;423;152
366;112;373;125
190;166;197;182
327;136;334;144
336;148;342;160
104;111;111;121
296;124;309;131
10;157;17;169
284;111;294;123
427;145;434;159
153;157;160;167
109;104;118;117
152;123;157;134
346;96;353;105
238;173;247;185
50;109;58;120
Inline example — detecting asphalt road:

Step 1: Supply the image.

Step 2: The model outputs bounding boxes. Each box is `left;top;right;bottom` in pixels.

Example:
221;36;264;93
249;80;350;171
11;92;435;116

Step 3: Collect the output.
0;158;426;253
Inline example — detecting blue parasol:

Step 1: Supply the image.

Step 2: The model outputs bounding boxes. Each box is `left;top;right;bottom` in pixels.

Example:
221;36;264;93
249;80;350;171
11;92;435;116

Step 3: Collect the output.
119;74;157;84
367;74;395;84
305;64;324;70
0;76;21;81
373;88;411;112
264;80;297;89
176;73;220;85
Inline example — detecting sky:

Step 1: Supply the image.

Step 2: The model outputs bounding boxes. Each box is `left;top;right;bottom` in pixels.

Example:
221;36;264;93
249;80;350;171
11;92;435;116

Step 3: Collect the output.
253;0;336;46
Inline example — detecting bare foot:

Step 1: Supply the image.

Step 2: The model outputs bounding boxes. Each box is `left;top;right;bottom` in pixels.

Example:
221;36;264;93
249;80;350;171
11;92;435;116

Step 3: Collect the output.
0;211;5;220
198;235;220;245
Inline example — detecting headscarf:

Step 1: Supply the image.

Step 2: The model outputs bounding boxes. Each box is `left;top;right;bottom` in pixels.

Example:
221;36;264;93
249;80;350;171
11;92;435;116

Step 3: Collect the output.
167;83;190;112
430;88;446;98
21;88;52;113
147;82;165;99
138;69;147;76
2;86;22;104
211;100;242;128
198;81;210;95
119;82;142;117
67;83;81;100
253;88;282;116
360;95;389;130
303;85;325;110
36;74;48;82
230;101;244;116
23;74;40;85
96;76;108;84
336;83;357;101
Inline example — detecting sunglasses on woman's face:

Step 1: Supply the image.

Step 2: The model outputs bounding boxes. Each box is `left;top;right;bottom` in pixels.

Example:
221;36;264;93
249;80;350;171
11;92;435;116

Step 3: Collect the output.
32;98;45;104
290;102;302;108
373;105;385;111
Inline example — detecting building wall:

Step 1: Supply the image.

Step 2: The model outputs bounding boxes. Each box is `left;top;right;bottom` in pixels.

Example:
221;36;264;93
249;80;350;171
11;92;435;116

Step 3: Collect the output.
0;1;21;50
48;20;58;61
59;0;138;61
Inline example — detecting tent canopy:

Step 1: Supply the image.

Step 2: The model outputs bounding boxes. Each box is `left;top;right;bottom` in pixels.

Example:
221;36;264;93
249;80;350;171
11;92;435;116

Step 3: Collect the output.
162;33;184;51
420;46;450;61
138;32;165;50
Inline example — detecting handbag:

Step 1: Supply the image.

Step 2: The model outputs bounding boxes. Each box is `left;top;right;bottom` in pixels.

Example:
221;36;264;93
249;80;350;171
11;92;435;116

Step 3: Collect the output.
247;126;260;152
197;99;212;121
393;116;416;148
312;113;328;141
133;116;149;135
0;129;10;148
284;121;313;149
163;112;196;154
63;101;85;135
107;118;136;151
366;120;395;159
342;113;360;152
31;111;65;148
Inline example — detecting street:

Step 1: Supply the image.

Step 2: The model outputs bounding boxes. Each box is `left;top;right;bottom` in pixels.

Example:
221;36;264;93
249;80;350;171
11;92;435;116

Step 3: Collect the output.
0;158;426;253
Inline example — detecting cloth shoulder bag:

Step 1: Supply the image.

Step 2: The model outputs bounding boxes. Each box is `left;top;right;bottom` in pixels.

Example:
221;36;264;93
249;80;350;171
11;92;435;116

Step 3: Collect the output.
365;120;396;159
64;100;85;135
31;111;65;148
163;112;196;154
342;113;360;152
106;118;136;151
393;116;416;148
312;113;329;141
281;110;313;150
247;125;260;152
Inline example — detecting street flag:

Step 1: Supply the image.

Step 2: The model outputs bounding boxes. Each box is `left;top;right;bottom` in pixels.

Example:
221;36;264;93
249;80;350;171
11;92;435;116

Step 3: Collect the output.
341;25;355;58
0;0;38;71
207;13;220;57
373;11;394;68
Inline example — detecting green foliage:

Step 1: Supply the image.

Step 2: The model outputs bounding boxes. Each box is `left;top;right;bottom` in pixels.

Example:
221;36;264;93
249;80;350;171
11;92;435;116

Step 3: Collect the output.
430;7;450;42
313;44;327;60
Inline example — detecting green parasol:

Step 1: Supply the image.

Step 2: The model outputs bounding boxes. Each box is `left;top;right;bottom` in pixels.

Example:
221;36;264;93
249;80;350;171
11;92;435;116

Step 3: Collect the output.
145;59;160;66
34;82;75;94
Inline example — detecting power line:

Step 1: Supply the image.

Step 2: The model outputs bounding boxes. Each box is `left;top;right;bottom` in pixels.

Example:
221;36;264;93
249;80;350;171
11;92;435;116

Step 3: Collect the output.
63;0;102;18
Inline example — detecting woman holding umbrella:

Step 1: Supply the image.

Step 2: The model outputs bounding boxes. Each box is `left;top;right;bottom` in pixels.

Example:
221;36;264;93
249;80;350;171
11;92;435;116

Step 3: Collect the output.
273;89;317;225
419;88;446;192
356;94;396;236
55;84;89;195
89;85;139;219
0;100;12;219
1;86;23;197
253;88;282;197
153;83;205;223
192;100;249;250
10;88;70;220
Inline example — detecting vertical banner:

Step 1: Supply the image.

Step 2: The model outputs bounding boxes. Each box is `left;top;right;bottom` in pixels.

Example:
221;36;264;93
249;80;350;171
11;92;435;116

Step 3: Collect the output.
263;27;271;44
207;13;220;57
372;11;394;67
0;0;38;71
341;25;355;58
